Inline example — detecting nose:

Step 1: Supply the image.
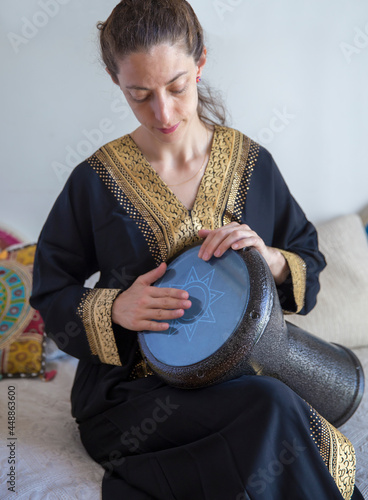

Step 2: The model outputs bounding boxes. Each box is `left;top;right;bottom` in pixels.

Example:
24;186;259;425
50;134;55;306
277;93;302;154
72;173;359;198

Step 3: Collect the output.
152;94;171;126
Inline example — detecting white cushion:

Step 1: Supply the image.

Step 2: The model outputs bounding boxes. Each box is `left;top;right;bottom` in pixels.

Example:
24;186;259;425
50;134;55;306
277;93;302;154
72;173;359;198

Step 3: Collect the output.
289;214;368;348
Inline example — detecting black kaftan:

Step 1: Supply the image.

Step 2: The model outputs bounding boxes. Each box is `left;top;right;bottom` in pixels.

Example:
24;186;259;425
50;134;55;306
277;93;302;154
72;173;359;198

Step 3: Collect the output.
30;126;360;500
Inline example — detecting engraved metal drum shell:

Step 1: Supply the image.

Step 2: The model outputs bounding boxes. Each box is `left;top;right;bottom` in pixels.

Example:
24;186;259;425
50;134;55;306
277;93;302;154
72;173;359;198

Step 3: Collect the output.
138;246;365;427
138;247;287;389
280;322;365;427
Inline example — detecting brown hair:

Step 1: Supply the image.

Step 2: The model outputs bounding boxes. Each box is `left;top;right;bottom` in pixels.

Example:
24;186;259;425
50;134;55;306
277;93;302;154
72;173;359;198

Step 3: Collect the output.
97;0;228;127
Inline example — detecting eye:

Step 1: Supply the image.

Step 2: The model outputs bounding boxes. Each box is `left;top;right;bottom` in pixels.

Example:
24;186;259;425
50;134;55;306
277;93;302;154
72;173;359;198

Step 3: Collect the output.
129;92;150;103
171;85;188;95
132;96;149;103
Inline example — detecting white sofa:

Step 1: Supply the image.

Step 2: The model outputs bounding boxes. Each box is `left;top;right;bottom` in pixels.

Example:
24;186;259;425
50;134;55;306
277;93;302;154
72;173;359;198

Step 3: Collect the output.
290;212;368;499
0;212;367;500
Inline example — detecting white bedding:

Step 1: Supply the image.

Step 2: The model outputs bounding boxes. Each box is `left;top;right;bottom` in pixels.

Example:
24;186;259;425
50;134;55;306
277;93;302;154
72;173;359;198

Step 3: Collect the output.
0;356;103;500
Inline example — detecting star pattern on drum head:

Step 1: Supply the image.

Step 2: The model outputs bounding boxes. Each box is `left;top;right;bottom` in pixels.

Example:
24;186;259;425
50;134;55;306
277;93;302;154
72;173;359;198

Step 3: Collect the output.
168;266;224;342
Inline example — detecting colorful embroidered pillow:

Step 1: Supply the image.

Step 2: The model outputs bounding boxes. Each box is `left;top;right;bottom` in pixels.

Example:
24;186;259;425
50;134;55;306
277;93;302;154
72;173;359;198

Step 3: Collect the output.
0;244;48;380
0;225;22;251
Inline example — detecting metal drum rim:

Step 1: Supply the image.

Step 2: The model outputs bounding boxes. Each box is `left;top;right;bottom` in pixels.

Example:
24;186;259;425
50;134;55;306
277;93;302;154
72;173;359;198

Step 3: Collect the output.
138;246;276;388
330;343;365;427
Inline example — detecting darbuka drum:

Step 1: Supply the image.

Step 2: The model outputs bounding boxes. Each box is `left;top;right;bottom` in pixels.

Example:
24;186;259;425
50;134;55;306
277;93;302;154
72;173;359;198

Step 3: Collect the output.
138;246;364;426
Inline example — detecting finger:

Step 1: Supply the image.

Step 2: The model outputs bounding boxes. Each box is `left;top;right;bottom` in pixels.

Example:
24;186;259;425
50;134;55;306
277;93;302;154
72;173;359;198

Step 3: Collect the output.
157;297;192;311
142;292;191;311
198;228;211;238
128;306;187;331
203;229;261;260
138;307;189;331
140;320;171;332
150;286;190;301
199;226;248;260
231;236;263;252
146;307;187;321
213;227;257;253
198;227;235;259
198;222;240;244
138;262;167;286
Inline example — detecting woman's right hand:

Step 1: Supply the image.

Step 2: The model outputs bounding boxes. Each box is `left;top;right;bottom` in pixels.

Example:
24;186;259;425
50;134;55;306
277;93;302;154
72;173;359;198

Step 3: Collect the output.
111;263;191;332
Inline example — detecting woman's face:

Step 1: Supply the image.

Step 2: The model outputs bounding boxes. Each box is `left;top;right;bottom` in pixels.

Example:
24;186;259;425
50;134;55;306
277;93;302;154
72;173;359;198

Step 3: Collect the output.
112;43;206;145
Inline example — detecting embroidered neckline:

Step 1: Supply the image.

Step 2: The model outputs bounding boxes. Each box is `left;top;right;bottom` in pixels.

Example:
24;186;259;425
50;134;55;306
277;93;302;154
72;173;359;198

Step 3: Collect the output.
89;126;255;262
125;126;218;214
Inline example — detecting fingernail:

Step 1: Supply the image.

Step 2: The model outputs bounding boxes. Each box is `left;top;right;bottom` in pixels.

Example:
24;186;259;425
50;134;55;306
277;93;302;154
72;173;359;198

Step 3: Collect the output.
202;252;209;261
214;249;221;257
232;244;239;249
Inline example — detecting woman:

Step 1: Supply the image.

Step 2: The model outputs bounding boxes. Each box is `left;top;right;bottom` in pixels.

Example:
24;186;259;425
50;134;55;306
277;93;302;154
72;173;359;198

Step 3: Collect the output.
30;1;362;499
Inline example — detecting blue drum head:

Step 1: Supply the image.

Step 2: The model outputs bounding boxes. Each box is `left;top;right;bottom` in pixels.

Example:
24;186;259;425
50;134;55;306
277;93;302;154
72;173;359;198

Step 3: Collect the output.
141;247;250;366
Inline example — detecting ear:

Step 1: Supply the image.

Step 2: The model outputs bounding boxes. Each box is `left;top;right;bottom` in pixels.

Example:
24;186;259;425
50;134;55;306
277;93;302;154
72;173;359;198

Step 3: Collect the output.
196;47;207;78
105;66;120;86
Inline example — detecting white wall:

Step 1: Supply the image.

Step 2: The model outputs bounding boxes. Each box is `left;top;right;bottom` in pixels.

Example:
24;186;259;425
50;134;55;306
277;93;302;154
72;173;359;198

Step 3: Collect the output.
1;0;368;242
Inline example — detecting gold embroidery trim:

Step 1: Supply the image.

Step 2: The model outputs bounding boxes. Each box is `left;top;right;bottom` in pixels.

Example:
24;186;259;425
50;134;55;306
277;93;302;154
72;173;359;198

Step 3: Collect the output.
223;138;259;225
128;349;155;381
223;133;247;222
87;152;165;265
193;126;242;230
309;406;356;500
77;289;122;366
278;249;307;314
97;137;197;262
88;126;256;263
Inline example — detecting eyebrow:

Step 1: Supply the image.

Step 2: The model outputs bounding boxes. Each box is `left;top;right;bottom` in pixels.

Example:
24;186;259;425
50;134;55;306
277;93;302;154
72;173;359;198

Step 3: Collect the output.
126;71;188;90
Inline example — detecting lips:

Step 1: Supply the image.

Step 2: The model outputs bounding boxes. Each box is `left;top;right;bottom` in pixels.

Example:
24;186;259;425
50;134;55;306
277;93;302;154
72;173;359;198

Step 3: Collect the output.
158;123;180;135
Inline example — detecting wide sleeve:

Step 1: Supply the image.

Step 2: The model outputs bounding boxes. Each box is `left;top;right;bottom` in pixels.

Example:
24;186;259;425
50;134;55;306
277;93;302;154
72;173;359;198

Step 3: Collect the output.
30;162;135;366
243;146;326;316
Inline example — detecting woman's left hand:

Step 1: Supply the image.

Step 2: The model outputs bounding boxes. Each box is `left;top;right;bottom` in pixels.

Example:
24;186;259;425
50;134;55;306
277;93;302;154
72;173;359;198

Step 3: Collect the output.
198;222;290;285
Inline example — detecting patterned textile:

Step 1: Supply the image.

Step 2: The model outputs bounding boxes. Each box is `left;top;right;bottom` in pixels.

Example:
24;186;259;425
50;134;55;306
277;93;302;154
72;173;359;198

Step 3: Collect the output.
0;225;22;251
0;244;48;379
0;260;33;347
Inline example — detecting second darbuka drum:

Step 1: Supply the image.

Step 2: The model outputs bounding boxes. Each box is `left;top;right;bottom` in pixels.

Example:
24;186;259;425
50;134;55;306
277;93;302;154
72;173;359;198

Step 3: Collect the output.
138;246;364;427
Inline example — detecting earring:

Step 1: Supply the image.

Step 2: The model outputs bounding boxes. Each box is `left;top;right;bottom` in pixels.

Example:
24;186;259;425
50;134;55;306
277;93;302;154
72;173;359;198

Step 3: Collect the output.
196;76;201;83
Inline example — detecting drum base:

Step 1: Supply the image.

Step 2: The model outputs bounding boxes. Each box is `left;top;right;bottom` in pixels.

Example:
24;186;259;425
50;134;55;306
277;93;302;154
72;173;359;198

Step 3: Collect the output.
330;344;365;427
139;247;365;427
279;322;365;427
